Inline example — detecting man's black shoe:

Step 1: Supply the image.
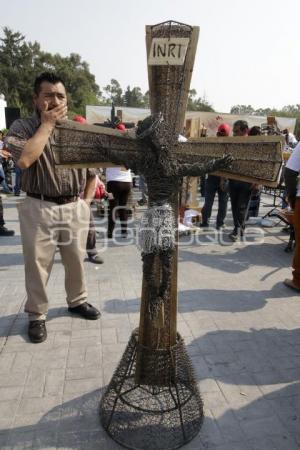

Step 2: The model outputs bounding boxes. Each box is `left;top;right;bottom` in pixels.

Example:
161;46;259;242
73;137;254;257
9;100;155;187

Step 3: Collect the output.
229;230;239;241
0;226;15;237
229;233;238;242
28;320;47;343
87;253;104;264
200;222;209;228
68;302;101;320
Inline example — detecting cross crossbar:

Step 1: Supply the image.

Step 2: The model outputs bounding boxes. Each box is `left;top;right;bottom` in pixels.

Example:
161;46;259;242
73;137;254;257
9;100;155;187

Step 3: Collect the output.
53;120;284;187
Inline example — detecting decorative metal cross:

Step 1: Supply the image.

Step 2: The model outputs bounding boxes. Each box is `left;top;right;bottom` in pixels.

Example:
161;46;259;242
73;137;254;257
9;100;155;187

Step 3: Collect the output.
52;21;283;450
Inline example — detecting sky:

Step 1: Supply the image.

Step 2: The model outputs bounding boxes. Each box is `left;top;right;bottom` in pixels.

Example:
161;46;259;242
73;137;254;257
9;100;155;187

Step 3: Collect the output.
1;0;300;113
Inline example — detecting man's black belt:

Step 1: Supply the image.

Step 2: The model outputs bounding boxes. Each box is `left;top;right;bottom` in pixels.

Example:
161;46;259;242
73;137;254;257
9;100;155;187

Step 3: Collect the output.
27;192;79;205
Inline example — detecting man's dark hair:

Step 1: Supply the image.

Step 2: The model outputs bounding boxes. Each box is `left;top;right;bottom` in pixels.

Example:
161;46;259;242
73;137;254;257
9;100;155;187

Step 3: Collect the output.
34;72;66;95
249;126;261;136
233;120;248;132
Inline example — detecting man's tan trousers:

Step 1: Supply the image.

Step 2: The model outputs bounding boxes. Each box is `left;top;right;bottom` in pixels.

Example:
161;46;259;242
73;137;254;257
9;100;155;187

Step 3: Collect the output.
18;196;90;320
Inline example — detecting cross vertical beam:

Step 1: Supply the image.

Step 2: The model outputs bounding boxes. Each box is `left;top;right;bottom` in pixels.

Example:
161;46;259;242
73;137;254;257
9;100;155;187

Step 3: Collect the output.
138;23;199;353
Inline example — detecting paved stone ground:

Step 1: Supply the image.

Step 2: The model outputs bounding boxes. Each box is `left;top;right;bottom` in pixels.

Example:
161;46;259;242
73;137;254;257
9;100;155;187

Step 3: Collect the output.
0;191;300;450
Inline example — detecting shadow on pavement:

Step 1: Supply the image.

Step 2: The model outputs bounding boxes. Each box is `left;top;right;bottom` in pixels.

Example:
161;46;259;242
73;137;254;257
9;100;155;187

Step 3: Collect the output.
0;387;124;449
179;242;291;274
103;281;297;315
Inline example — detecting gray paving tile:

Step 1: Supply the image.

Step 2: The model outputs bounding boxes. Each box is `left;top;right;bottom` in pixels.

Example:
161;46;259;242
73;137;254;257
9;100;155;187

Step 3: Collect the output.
0;194;300;449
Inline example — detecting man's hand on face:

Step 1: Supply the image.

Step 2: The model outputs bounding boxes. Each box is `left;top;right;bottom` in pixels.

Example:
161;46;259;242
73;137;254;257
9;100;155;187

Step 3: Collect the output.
40;101;68;128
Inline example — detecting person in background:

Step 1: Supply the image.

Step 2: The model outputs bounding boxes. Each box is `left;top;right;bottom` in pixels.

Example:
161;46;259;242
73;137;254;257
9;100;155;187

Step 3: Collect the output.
247;126;262;218
199;127;207;198
6;72;101;344
73;115;105;264
228;120;252;241
0;195;15;236
1;130;15;191
0;160;11;193
1;132;22;196
200;123;231;230
106;123;132;238
282;129;298;149
0;132;13;194
248;126;261;136
0;133;15;236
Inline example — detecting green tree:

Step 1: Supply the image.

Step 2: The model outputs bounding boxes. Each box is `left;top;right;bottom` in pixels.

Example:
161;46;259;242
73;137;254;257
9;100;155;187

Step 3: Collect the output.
0;27;101;116
252;107;274;116
230;105;255;115
143;90;150;109
123;86;132;107
0;27;36;114
282;104;300;114
187;89;197;110
125;86;144;107
187;89;214;112
103;78;123;106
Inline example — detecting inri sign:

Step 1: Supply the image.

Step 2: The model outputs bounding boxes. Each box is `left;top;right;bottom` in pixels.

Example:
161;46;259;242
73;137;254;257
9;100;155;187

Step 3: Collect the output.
148;38;190;66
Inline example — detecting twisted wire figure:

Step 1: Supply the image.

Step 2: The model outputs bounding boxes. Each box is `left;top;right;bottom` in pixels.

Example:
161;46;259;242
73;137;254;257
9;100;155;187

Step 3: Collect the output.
98;114;233;321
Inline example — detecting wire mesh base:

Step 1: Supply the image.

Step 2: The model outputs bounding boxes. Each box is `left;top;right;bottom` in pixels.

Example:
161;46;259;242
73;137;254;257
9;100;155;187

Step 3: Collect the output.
100;328;203;450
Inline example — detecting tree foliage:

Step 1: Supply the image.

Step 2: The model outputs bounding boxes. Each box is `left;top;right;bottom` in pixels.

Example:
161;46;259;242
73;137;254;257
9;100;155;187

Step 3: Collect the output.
98;84;214;111
230;105;255;115
103;79;123;106
187;89;215;112
101;80;149;108
0;27;101;116
0;28;35;114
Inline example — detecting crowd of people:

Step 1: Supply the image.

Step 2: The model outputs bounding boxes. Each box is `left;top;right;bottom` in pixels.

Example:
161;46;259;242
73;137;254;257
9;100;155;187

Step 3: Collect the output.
1;70;299;343
200;119;298;241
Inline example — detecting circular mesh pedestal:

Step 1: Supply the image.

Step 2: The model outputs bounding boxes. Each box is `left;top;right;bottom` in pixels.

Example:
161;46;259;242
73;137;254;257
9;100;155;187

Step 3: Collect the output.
100;329;203;450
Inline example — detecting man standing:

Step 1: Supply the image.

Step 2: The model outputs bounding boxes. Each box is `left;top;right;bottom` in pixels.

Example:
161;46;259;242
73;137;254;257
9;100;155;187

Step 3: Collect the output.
201;123;231;230
7;72;100;343
228;120;252;241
